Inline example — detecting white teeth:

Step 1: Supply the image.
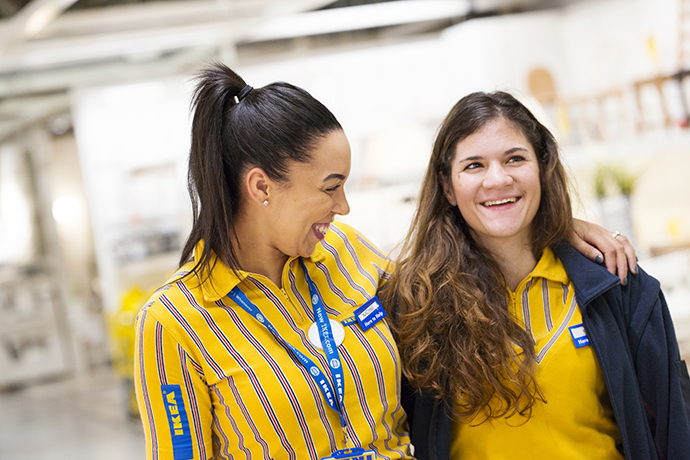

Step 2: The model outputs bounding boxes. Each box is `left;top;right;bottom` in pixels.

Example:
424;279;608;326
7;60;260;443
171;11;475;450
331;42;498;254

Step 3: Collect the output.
483;197;517;207
313;223;330;235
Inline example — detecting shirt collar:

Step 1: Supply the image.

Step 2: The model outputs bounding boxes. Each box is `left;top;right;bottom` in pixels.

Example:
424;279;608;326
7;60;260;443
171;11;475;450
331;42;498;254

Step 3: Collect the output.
528;246;570;285
195;240;328;303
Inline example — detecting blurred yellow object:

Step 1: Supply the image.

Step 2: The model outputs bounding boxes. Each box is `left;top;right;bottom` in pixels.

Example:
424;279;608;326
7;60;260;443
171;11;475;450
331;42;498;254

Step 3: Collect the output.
556;100;571;139
668;218;682;243
647;35;658;62
108;286;150;418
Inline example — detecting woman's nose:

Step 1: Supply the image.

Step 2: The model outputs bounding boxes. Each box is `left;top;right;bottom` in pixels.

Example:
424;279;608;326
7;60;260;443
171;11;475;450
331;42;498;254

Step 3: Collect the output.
482;164;513;189
333;188;350;216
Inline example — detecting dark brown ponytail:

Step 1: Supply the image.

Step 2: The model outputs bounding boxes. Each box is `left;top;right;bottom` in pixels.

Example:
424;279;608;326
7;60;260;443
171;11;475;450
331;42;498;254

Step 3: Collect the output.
180;62;342;280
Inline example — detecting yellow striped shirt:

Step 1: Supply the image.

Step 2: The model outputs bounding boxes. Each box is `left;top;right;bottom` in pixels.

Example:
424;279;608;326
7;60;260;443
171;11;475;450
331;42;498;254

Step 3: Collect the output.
451;247;622;459
134;222;412;460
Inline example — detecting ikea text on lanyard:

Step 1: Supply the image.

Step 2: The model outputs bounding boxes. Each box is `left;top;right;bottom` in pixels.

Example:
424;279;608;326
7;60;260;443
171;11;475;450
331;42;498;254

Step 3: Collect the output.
228;259;354;451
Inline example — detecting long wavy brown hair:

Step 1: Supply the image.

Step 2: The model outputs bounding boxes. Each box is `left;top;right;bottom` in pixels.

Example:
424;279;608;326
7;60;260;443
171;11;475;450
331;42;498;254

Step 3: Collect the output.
383;91;573;422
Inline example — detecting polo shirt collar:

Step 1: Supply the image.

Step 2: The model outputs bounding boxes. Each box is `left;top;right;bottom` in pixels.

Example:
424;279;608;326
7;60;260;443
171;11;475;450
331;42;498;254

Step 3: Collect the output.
195;240;328;303
529;246;570;285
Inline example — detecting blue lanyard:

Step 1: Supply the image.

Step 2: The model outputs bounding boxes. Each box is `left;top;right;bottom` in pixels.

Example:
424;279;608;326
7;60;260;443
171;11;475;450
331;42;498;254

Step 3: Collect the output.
227;259;347;433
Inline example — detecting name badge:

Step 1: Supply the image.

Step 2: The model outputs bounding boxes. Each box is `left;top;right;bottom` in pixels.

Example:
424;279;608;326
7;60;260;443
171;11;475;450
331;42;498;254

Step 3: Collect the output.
354;296;386;331
569;324;590;348
322;447;377;460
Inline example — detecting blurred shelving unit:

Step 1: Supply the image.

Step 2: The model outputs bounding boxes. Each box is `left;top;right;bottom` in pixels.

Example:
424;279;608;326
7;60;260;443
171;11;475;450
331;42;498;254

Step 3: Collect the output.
0;265;69;388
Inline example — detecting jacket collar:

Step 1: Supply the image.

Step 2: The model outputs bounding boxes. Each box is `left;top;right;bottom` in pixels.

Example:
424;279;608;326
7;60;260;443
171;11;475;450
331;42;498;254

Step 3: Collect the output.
552;241;620;308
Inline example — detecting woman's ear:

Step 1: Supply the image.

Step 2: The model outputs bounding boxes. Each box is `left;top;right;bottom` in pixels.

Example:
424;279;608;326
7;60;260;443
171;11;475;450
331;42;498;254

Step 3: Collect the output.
244;167;272;205
440;172;458;207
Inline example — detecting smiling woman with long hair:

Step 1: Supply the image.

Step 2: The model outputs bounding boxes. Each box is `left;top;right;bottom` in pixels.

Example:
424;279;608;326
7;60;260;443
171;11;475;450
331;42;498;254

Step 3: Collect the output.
384;91;690;460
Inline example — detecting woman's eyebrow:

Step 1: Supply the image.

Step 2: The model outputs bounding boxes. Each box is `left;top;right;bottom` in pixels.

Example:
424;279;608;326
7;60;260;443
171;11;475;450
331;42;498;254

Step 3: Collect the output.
458;146;528;163
323;173;346;182
504;147;528;155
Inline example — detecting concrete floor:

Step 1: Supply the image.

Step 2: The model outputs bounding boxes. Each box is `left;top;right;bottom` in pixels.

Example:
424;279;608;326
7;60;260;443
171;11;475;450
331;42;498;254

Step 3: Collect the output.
0;370;145;460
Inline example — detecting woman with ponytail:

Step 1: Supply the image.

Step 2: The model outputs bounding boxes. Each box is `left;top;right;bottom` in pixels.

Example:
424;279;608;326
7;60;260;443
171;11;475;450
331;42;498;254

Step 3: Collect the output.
134;63;637;460
134;63;413;460
386;91;690;460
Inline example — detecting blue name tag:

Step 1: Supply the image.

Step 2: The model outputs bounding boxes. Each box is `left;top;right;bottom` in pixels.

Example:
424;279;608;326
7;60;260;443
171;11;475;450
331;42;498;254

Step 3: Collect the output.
354;296;386;331
161;385;194;460
569;324;590;348
322;447;377;460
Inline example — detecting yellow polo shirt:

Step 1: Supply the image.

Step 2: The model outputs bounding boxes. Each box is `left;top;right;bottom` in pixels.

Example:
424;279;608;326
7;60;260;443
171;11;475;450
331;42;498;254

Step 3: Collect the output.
134;222;412;460
450;247;623;460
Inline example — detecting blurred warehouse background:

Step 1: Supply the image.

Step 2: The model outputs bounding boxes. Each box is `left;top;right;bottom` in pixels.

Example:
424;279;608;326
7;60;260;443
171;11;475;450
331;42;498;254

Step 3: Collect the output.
1;0;690;458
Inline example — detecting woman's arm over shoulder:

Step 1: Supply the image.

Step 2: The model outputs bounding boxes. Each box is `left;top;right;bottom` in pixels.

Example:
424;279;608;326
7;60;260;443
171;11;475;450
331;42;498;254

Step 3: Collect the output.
134;304;214;460
627;269;690;458
568;219;638;285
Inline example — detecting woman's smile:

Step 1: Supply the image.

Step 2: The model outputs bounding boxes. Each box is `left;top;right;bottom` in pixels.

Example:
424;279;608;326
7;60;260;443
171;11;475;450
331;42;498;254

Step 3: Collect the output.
312;222;331;240
480;196;520;207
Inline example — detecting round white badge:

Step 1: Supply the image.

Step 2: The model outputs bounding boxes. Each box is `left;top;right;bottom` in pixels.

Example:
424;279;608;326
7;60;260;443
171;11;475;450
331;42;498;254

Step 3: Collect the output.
307;320;345;350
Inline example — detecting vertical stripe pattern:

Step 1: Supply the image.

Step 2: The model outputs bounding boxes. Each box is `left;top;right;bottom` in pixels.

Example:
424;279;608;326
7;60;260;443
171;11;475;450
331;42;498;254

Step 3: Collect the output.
507;247;581;365
133;222;410;460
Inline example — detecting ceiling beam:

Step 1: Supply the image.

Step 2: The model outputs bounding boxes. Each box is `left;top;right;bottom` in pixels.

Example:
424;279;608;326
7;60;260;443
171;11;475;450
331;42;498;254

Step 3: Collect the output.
0;91;69;142
244;0;471;42
0;0;334;70
0;46;211;97
0;0;473;74
34;0;335;39
0;0;80;50
0;18;250;72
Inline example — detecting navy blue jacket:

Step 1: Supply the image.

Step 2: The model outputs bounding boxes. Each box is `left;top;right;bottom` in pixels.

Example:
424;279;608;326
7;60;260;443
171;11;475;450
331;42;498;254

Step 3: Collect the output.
402;243;690;460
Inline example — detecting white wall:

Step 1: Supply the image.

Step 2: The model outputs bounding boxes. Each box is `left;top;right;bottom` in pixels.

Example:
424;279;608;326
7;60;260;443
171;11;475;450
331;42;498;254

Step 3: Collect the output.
68;0;690;271
70;78;192;311
0;143;36;264
441;10;566;99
